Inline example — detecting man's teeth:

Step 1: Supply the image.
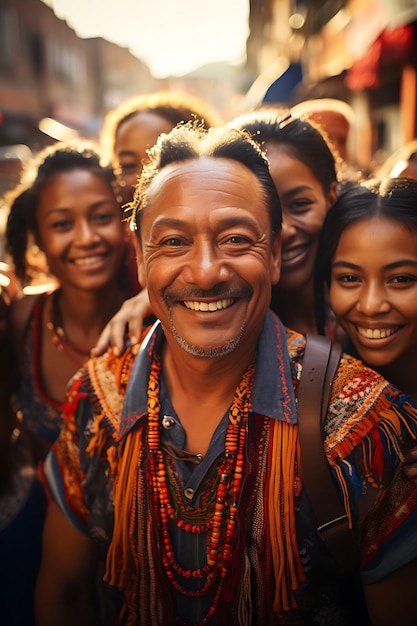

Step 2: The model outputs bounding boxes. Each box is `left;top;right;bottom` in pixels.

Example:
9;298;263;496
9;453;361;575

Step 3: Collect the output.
357;327;398;339
73;256;103;265
183;298;234;312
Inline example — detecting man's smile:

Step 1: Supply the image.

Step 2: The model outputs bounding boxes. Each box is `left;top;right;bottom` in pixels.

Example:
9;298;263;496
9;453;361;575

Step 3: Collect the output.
183;298;234;312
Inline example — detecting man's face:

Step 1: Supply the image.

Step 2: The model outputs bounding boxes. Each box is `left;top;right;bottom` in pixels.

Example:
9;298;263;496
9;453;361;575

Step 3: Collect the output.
137;157;281;359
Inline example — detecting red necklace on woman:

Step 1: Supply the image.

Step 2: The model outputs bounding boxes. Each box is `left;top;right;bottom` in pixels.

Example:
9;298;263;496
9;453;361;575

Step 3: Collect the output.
146;352;255;626
46;289;91;366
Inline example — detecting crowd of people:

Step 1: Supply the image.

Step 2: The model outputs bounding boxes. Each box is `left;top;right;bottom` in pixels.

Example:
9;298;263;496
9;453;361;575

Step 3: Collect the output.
1;89;417;626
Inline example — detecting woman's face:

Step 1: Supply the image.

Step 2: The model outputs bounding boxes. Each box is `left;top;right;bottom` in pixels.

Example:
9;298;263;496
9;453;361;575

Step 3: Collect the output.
36;169;125;292
267;143;336;292
330;215;417;370
113;111;174;205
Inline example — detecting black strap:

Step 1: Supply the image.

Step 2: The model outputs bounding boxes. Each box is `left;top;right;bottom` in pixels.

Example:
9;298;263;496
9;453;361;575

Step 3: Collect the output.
298;334;359;571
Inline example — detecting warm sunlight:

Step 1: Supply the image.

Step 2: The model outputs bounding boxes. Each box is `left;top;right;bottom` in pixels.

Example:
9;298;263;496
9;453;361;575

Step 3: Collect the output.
43;0;250;78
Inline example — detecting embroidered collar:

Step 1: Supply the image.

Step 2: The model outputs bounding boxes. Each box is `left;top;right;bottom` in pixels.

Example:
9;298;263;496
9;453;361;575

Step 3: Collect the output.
118;309;297;441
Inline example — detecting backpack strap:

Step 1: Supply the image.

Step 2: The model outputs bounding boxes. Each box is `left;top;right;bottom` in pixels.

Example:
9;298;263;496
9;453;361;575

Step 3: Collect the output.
298;333;359;571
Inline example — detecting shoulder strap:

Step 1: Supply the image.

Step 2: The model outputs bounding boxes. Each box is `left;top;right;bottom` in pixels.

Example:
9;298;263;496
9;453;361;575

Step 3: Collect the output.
297;333;359;571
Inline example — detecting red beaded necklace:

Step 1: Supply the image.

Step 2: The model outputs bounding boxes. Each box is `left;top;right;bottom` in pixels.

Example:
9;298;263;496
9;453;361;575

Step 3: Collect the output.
146;353;255;626
46;290;91;366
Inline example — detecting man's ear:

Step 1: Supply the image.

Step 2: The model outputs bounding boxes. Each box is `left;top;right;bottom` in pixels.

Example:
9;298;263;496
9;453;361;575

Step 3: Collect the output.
270;230;282;286
132;235;147;288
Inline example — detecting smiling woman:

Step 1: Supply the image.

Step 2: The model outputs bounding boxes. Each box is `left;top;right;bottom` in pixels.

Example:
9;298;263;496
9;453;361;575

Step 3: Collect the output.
5;141;133;462
315;177;417;401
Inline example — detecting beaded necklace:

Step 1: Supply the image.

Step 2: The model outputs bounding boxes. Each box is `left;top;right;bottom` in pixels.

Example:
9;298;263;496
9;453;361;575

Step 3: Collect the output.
147;352;255;626
46;290;91;366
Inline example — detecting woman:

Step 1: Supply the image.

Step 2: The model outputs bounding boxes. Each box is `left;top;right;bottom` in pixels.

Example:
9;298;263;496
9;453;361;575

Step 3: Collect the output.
100;90;221;207
315;177;417;401
232;109;341;334
6;141;129;461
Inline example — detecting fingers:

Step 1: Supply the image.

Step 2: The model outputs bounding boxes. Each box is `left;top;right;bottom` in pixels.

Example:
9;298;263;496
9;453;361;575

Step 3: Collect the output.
91;323;112;357
91;290;153;358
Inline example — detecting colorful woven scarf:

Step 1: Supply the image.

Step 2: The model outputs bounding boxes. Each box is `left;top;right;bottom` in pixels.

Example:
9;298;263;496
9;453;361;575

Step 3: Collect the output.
104;346;304;625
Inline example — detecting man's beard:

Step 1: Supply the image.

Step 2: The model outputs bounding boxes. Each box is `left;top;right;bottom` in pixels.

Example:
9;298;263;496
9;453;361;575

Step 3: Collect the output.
169;321;247;358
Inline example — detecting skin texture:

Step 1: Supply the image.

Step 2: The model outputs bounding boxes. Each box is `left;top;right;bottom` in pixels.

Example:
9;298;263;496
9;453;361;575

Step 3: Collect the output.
113;111;174;205
330;215;417;399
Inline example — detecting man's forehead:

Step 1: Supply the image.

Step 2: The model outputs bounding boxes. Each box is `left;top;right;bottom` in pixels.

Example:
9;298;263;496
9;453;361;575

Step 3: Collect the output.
148;157;257;195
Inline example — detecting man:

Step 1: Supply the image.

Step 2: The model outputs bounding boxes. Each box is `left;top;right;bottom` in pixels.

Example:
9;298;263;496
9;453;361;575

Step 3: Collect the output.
36;123;417;625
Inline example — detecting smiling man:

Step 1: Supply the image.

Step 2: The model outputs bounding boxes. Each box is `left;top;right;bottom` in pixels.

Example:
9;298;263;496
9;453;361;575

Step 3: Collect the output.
36;124;417;626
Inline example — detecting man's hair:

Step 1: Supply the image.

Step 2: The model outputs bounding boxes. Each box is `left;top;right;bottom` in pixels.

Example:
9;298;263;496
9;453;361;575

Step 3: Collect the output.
129;122;282;239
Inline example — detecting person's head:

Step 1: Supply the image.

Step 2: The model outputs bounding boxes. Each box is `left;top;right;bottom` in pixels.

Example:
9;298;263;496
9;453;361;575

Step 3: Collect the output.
231;108;339;294
130;122;282;360
100;90;221;206
315;177;417;373
291;98;354;163
377;139;417;180
6;142;126;292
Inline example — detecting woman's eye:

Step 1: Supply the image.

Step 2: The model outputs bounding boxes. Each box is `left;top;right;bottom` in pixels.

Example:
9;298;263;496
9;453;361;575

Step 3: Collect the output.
51;220;72;231
390;275;416;285
117;163;139;175
93;212;114;225
289;199;313;213
336;274;359;283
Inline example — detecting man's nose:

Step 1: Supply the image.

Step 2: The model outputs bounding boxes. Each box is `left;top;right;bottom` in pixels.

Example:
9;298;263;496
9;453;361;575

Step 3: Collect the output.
183;240;230;287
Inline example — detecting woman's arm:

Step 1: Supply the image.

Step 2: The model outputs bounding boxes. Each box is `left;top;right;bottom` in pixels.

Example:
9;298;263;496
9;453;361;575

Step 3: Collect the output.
364;559;417;625
35;501;99;626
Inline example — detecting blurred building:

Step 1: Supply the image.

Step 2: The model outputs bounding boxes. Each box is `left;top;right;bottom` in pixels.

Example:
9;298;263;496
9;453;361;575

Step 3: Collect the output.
246;0;417;169
0;0;159;150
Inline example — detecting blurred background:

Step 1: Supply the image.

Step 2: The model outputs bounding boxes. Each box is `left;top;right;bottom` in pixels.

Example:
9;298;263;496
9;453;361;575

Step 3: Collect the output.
0;0;416;191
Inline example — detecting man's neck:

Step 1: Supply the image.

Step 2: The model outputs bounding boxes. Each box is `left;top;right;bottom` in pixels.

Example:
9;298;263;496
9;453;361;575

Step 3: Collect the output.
160;339;257;456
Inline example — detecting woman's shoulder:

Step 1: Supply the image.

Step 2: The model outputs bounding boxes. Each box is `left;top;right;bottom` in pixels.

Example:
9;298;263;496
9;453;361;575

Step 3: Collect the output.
326;351;417;460
9;292;45;349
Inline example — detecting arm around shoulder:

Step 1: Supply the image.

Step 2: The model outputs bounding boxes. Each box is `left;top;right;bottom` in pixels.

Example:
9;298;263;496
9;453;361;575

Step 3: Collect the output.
35;500;99;626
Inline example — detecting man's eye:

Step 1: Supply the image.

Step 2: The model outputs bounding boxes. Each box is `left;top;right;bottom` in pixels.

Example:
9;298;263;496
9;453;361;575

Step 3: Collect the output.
229;236;248;244
163;237;183;247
